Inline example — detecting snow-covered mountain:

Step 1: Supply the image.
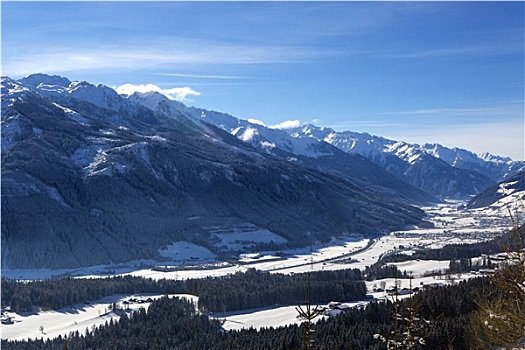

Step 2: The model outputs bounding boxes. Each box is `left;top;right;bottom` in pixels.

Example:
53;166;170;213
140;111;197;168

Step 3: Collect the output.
467;171;525;209
301;124;524;181
286;124;525;199
420;143;524;182
127;91;437;205
126;90;521;200
124;86;525;200
128;91;335;159
1;74;428;269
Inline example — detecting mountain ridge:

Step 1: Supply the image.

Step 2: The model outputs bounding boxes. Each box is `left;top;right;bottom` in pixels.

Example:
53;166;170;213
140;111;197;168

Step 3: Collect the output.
127;91;437;204
125;86;516;200
294;124;523;180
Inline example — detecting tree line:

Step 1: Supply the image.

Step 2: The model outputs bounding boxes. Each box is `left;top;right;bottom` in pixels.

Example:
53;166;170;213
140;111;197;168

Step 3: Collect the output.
380;240;501;264
2;268;365;314
0;277;504;350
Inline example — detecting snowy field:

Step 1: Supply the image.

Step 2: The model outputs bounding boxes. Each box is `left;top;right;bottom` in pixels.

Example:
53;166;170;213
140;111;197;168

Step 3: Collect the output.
2;199;518;339
1;294;197;341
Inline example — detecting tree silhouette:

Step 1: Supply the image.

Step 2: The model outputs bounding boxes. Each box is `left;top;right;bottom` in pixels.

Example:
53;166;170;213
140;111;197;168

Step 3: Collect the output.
296;271;323;350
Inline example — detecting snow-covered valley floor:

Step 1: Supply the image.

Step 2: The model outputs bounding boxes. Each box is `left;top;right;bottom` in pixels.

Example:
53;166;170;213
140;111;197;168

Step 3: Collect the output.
1;200;517;340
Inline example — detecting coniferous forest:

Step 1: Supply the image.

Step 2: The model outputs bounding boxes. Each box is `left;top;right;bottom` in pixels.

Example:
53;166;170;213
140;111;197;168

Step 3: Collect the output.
4;265;522;350
1;277;498;350
2;269;365;314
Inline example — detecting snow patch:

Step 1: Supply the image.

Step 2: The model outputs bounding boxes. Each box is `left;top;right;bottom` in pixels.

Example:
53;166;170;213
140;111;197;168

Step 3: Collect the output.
50;102;89;125
1;294;192;341
260;140;276;149
207;224;288;251
0;116;22;152
496;181;518;195
44;186;70;207
158;242;217;262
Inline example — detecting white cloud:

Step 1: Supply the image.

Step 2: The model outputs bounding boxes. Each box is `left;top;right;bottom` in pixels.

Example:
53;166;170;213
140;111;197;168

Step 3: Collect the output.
115;83;200;102
378;107;499;116
269;120;301;130
385;42;523;59
116;83;162;95
163;87;201;102
240;127;258;142
247;118;266;126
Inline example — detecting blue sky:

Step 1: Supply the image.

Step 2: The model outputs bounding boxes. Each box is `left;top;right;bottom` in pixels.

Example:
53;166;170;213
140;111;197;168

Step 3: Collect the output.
2;2;524;159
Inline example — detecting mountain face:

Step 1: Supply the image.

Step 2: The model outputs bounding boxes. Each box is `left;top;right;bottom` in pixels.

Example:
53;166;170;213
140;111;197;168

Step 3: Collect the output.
1;75;427;269
286;125;522;199
421;143;525;182
128;92;519;200
467;171;525;209
128;93;437;205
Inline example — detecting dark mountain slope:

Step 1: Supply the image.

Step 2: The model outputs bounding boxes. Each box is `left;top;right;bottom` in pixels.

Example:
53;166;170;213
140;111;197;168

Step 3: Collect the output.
129;92;437;205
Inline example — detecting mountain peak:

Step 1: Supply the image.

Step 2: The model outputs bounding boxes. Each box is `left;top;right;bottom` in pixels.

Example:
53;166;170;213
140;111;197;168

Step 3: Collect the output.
479;152;512;164
21;73;71;88
66;80;123;110
126;90;188;119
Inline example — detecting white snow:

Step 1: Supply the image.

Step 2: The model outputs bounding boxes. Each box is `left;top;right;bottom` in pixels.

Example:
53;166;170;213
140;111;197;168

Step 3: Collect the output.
44;186;69;207
158;241;217;262
213;304;327;331
389;142;422;164
210;225;288;251
1;294;195;341
496;181;519;195
260;140;276;149
52;103;89;125
0;116;22;153
70;144;109;168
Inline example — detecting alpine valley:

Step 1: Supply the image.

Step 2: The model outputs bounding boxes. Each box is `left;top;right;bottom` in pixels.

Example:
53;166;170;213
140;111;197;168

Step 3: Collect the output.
1;74;524;271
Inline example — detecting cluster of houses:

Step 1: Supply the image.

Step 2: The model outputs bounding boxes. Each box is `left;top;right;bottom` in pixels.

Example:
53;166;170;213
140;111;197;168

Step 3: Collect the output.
118;296;155;310
320;301;353;317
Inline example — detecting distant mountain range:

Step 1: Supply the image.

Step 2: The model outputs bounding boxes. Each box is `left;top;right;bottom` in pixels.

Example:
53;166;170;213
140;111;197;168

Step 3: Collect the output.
128;90;524;199
2;74;523;269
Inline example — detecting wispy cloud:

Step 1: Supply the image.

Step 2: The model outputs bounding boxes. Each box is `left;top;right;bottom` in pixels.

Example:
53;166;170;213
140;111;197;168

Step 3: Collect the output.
378;107;500;116
378;101;523;120
158;73;251;80
3;39;332;77
381;34;524;60
115;83;200;103
388;45;522;59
